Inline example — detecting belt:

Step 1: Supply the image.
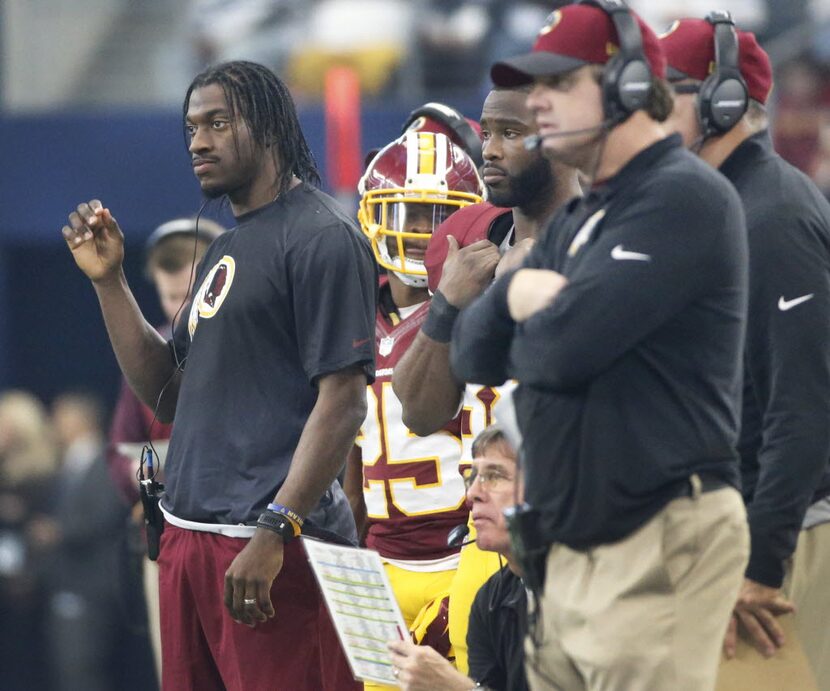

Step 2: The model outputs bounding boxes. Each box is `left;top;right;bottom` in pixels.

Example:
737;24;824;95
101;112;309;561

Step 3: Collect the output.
676;472;729;500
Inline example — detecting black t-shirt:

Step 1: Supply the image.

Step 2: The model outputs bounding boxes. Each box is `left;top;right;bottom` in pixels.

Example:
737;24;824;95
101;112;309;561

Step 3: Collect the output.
467;566;528;691
163;183;377;529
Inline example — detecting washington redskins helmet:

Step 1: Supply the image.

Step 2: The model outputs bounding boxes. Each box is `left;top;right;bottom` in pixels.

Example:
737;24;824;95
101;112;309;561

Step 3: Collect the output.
358;131;484;287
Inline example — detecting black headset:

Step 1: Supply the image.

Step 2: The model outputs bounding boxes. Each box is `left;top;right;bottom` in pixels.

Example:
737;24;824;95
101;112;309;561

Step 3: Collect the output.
697;11;749;137
402;102;484;167
579;0;653;124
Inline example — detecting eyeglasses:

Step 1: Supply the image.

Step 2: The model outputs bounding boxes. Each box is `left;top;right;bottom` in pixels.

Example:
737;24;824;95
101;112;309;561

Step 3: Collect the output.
463;467;514;492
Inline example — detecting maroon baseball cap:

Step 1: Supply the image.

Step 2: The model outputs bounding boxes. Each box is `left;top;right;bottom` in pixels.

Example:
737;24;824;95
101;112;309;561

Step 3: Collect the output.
491;4;666;87
660;18;773;104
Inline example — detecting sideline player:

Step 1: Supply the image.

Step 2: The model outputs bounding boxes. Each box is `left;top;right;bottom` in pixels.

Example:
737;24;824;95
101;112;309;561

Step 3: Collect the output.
394;84;580;438
391;83;580;673
453;3;750;688
344;130;485;689
662;17;830;686
62;61;375;691
106;216;225;682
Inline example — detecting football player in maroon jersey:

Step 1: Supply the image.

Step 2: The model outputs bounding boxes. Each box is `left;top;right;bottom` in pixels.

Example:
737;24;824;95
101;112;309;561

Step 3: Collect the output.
390;85;581;673
345;130;488;688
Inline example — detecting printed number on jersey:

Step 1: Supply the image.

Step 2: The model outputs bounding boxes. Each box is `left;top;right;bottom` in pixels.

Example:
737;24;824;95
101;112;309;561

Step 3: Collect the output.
358;383;496;518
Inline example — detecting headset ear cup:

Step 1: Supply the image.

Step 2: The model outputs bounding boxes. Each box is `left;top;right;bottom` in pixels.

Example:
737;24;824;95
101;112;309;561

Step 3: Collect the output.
710;78;748;131
601;56;652;122
697;73;748;136
601;55;625;123
696;74;716;136
617;59;652;113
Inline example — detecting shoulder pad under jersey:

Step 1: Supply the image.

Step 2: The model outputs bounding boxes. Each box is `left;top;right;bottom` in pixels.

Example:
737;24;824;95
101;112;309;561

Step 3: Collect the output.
425;202;513;294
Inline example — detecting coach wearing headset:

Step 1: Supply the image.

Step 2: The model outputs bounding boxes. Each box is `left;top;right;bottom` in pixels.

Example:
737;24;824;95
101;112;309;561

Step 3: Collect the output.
451;2;751;688
663;17;830;687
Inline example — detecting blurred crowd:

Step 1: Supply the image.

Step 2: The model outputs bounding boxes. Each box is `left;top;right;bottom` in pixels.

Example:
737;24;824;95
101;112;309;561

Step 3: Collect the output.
773;55;830;197
187;0;560;102
0;390;157;691
185;0;830;197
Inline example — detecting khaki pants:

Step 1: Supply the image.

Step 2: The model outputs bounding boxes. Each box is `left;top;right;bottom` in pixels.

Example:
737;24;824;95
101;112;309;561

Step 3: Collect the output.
715;521;830;691
788;521;830;690
526;485;749;691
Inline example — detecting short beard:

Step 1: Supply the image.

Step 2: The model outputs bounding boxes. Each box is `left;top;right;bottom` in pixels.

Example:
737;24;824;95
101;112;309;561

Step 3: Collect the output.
487;155;555;210
201;183;226;200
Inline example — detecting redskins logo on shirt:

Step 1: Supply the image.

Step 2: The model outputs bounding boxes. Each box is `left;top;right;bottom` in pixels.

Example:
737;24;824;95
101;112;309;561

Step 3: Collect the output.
188;255;236;338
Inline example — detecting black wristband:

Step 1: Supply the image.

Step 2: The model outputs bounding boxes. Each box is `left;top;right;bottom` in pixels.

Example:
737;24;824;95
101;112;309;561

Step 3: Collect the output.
422;291;460;343
256;511;295;542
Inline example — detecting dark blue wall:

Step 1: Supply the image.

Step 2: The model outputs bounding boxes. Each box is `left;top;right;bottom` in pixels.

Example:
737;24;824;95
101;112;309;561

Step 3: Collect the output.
0;100;481;406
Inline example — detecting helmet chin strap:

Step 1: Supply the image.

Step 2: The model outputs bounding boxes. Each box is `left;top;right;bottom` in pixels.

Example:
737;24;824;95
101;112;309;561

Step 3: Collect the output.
377;242;429;288
393;270;428;289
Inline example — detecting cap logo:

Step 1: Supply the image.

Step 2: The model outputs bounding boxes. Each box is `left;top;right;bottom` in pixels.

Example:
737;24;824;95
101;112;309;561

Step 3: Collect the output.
658;20;681;39
408;116;427;132
538;10;561;36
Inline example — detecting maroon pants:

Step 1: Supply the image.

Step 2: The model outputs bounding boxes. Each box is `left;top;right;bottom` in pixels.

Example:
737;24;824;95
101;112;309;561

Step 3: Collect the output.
157;525;360;691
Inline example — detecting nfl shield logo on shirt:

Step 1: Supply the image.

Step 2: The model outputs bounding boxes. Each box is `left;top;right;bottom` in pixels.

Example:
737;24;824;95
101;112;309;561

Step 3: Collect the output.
379;337;395;357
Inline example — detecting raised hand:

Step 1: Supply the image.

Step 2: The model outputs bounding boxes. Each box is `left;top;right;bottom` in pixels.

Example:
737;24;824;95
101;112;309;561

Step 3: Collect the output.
437;236;500;309
62;200;125;283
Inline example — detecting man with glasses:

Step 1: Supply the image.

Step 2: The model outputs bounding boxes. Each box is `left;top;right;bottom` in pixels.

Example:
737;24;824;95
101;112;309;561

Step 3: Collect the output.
388;425;529;691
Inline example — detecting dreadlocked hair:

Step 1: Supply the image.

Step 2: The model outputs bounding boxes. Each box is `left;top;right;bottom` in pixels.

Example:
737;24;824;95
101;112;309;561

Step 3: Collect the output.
183;60;320;194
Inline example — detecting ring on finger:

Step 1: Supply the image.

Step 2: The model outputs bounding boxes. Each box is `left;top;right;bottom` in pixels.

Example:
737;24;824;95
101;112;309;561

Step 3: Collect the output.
244;598;257;606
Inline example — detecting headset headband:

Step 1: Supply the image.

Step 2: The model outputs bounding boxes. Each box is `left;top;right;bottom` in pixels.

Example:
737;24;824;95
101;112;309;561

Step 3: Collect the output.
708;11;740;77
579;0;653;122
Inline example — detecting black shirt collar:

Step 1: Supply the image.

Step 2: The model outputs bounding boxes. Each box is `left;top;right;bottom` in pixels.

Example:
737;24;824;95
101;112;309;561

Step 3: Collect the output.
719;129;774;182
233;182;307;224
588;134;683;202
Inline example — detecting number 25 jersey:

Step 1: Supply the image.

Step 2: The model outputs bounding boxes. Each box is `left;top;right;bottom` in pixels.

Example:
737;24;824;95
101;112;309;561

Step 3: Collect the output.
357;298;499;561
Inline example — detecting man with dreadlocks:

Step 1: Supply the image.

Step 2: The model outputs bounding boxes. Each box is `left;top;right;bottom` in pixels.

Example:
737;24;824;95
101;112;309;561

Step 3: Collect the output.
61;60;376;691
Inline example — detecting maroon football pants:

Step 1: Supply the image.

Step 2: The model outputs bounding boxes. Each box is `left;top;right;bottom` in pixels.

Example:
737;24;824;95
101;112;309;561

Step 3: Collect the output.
157;524;360;691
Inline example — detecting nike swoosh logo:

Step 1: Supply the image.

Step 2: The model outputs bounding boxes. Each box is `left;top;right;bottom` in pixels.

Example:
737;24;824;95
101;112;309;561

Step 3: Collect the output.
352;338;370;348
778;294;814;311
611;244;651;261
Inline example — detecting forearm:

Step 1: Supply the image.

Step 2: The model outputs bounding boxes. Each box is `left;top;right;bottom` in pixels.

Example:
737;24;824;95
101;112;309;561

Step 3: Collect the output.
93;271;179;420
393;331;463;436
450;276;514;386
747;419;830;586
342;445;368;538
275;370;367;518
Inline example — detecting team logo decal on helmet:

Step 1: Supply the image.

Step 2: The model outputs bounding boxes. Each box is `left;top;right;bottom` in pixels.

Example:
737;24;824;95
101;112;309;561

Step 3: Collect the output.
358;131;484;288
188;255;236;338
